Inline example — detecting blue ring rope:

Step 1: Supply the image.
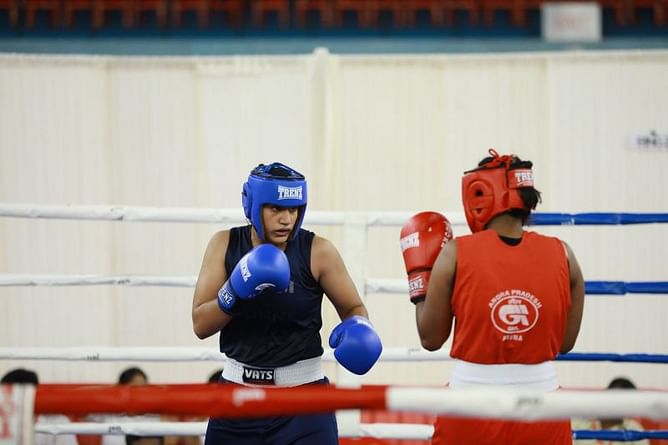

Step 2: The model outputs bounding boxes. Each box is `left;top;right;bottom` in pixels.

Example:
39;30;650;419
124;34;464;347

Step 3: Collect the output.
557;352;668;363
525;214;668;295
530;213;668;225
573;429;668;441
584;281;668;295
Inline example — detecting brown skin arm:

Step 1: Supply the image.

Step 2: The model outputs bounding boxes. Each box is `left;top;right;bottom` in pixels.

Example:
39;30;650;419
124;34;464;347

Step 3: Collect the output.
416;240;457;351
311;236;369;321
192;230;234;339
560;241;585;353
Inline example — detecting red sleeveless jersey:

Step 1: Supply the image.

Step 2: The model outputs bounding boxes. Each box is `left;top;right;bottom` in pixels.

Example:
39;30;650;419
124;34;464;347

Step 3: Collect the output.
450;230;571;364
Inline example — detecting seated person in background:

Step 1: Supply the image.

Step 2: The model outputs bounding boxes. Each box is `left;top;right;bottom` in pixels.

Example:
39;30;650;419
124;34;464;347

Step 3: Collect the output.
207;369;223;384
118;367;148;386
572;377;649;445
126;436;164;445
1;368;79;445
163;371;222;445
1;368;38;385
94;367;158;445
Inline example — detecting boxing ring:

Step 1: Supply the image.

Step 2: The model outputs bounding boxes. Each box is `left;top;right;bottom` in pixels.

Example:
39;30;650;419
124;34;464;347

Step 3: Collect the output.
1;203;668;442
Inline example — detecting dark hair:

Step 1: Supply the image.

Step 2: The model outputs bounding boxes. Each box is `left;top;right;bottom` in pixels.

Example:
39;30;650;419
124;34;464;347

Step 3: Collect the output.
118;367;148;385
607;377;637;390
478;153;542;224
1;368;39;384
208;368;224;384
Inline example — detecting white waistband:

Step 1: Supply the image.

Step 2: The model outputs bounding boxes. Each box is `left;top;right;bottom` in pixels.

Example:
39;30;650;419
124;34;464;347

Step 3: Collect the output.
222;356;324;387
450;360;559;390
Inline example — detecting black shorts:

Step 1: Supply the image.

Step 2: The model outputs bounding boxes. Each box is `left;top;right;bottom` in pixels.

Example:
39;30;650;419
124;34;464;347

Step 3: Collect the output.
204;377;338;445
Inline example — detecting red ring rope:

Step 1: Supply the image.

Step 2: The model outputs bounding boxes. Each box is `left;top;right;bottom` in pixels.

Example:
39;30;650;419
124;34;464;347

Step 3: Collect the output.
34;384;388;417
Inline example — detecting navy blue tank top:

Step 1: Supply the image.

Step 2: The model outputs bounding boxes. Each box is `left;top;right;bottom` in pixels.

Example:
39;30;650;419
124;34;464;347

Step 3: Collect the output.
220;225;325;367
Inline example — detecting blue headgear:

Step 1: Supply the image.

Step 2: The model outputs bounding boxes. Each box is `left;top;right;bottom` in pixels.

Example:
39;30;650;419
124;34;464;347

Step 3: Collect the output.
242;162;308;242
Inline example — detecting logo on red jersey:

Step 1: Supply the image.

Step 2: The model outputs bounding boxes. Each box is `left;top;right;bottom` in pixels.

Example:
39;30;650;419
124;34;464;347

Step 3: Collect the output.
489;290;542;336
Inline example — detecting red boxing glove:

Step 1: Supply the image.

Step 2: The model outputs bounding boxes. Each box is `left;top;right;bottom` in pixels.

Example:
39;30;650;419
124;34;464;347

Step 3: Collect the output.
400;211;453;304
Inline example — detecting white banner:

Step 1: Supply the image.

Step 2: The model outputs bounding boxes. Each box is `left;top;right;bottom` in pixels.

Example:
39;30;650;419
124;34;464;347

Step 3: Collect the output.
542;2;602;42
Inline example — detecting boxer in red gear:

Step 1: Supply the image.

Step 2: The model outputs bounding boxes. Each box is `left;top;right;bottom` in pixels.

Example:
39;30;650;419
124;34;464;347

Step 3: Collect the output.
410;149;585;445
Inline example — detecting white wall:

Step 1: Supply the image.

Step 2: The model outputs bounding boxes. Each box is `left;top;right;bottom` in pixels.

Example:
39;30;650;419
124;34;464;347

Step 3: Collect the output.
1;50;667;389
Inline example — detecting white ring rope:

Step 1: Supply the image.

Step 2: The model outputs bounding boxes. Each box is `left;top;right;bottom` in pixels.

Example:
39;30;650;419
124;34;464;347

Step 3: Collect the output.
34;422;433;439
0;204;467;227
0;274;409;294
0;347;449;362
385;388;668;420
366;278;408;294
0;274;197;287
356;423;434;440
35;422;207;437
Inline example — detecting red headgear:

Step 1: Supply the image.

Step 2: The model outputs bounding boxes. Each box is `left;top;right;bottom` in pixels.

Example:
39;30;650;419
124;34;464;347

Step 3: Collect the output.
461;148;535;233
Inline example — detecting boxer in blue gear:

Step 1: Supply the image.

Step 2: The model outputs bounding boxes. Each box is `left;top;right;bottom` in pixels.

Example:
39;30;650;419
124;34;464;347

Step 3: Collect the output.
191;162;383;445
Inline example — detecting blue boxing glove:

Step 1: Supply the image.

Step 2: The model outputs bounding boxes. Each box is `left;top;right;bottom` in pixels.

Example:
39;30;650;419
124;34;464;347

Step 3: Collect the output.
329;316;382;375
217;244;290;315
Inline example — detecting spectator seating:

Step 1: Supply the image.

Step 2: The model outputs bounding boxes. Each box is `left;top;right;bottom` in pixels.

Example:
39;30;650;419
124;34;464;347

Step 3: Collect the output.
1;0;666;30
